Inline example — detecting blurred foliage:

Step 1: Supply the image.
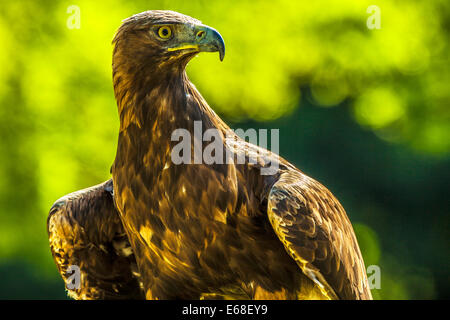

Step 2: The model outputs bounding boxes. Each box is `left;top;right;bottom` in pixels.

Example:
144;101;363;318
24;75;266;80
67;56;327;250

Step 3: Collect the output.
0;0;448;299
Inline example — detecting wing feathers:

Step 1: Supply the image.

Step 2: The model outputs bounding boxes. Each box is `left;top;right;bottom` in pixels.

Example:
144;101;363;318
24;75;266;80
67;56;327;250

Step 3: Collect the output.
267;172;372;300
47;180;144;299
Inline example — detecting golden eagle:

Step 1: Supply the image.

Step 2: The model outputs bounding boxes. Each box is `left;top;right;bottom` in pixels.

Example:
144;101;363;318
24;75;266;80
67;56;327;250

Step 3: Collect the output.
48;10;372;300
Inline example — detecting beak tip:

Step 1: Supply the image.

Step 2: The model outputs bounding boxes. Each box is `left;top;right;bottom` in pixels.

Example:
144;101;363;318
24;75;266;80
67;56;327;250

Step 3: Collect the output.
197;25;225;62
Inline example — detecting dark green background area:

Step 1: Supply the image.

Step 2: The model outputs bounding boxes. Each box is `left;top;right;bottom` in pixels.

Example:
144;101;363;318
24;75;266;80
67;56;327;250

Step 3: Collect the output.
0;0;448;299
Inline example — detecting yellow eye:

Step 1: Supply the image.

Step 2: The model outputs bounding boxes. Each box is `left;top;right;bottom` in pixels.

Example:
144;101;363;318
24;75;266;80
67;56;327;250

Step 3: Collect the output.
157;26;172;39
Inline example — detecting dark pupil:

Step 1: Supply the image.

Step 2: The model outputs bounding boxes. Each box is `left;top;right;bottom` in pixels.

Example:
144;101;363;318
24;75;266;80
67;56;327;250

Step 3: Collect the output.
162;28;168;36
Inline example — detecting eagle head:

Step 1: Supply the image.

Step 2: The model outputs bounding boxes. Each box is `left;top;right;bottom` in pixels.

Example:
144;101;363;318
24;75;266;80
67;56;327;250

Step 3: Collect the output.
113;10;225;73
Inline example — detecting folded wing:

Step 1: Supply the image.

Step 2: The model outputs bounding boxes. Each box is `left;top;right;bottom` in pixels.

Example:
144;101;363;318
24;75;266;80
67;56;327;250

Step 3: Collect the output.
267;172;372;300
47;179;144;299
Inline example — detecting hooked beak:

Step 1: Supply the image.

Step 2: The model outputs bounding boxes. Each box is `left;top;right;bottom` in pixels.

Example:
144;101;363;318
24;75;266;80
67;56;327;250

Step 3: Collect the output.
167;24;225;61
195;25;225;61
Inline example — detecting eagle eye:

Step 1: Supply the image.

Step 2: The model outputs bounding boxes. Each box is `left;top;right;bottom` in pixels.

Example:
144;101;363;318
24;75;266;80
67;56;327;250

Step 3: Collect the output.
157;26;172;39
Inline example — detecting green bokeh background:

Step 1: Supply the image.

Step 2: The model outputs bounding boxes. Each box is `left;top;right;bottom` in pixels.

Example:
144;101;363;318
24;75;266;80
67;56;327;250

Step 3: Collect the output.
0;0;448;299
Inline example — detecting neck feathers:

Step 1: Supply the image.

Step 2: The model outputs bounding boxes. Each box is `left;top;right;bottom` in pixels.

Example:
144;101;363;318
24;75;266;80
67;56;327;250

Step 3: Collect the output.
112;53;228;134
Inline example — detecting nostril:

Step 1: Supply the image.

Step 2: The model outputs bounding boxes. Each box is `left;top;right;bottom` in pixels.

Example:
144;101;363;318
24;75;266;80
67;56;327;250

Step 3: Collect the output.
196;30;205;40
